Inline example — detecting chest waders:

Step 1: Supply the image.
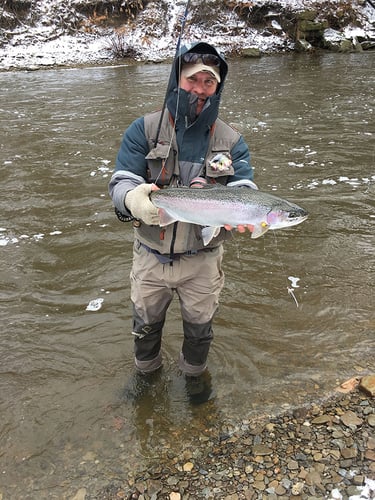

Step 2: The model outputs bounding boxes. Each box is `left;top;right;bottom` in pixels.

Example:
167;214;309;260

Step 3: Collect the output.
132;111;238;378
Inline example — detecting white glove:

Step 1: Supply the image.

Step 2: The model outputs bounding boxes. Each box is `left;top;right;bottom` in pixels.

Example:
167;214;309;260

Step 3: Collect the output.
125;184;160;225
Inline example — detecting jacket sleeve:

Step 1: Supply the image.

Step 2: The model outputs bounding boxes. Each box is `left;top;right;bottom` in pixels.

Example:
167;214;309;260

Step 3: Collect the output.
227;135;257;188
108;117;150;214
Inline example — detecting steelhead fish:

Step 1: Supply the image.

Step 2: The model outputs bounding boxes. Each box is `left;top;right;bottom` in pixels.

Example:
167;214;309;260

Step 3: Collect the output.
150;185;308;245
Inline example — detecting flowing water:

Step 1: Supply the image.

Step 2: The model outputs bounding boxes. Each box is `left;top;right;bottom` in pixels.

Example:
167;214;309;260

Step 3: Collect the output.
0;53;374;497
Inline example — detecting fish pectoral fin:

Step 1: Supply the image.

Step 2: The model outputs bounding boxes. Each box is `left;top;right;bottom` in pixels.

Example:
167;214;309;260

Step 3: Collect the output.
158;209;177;227
201;226;221;246
251;222;270;239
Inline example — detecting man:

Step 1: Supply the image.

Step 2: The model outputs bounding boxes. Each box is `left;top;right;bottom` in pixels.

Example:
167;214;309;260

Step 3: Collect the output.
109;42;256;386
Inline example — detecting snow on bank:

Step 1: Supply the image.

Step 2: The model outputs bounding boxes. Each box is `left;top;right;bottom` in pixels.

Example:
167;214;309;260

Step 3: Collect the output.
0;0;374;71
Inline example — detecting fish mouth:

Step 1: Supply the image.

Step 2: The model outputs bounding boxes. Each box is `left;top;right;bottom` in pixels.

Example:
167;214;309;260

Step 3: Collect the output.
286;211;309;226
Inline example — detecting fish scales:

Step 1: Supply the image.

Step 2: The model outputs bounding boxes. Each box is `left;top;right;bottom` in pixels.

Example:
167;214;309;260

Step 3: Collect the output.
150;186;308;244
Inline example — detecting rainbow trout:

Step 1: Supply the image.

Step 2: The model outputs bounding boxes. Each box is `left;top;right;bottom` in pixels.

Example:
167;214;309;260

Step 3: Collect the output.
150;185;308;245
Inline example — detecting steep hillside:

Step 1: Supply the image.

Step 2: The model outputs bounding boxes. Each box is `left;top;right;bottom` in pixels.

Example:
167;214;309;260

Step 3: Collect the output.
0;0;374;70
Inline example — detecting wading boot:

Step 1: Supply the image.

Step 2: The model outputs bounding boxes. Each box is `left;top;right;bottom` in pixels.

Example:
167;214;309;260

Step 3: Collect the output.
185;370;213;405
122;367;162;402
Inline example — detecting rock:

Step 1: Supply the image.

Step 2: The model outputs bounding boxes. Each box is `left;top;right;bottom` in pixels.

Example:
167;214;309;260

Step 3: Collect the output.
71;489;87;500
296;10;318;21
347;485;362;496
341;447;358;459
147;480;162;496
287;459;299;470
275;484;286;495
252;444;273;456
305;469;323;488
169;493;181;500
291;482;304;495
253;480;266;491
183;462;194;472
359;374;375;397
299;20;328;32
340;410;362;428
82;451;96;461
353;475;364;486
329;450;341;460
295;39;313;52
335;377;360;393
242;48;261;58
339;39;354;52
368;414;375;427
311;414;332;425
362;41;375;50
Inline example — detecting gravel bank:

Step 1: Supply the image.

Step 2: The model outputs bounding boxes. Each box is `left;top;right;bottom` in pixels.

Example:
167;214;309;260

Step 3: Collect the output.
90;382;375;500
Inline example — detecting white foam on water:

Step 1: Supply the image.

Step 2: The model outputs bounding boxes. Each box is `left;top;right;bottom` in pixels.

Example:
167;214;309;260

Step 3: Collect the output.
86;298;104;312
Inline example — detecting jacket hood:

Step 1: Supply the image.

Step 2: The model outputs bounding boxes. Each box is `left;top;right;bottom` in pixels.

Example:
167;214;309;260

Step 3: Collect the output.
165;42;228;127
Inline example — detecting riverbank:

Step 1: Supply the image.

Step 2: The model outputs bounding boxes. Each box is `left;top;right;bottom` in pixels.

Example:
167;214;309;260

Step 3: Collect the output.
89;378;375;499
0;0;374;71
67;375;375;500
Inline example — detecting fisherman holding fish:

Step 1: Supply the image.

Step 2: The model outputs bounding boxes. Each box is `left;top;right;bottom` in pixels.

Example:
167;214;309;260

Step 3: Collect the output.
109;42;259;397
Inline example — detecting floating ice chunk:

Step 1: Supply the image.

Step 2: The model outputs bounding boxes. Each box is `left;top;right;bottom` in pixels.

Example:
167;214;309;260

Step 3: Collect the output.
322;179;337;185
0;236;19;246
288;276;300;288
86;298;104;311
50;230;62;235
98;165;110;173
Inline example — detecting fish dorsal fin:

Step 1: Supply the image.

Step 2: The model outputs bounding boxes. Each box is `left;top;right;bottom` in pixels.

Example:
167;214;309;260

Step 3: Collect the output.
251;221;270;239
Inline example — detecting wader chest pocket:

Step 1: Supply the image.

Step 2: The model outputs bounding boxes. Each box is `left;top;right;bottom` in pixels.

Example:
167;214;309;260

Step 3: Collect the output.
145;143;176;183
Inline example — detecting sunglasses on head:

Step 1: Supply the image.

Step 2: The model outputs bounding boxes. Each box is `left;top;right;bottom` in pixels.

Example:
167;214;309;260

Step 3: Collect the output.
182;53;220;67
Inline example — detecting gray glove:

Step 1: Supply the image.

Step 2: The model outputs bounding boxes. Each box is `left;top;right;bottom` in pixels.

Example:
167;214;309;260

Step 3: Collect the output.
125;184;160;225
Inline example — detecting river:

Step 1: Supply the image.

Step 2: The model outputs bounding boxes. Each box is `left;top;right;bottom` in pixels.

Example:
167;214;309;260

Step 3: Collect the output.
0;52;374;498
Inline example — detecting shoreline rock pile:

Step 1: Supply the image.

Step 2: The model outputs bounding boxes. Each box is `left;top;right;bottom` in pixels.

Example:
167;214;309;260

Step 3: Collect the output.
93;376;375;499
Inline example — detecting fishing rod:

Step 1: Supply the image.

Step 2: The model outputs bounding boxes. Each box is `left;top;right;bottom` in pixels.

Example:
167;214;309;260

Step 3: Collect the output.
115;1;191;222
153;0;191;147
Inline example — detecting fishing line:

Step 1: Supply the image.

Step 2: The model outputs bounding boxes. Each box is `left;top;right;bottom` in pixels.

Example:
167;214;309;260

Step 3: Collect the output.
270;230;300;308
153;1;190;145
153;1;190;185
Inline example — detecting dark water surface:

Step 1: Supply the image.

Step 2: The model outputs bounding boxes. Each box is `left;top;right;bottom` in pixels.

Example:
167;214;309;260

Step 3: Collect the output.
0;53;374;497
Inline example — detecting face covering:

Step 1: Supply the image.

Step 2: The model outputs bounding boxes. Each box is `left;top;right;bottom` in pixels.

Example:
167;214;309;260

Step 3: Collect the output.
187;93;209;124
